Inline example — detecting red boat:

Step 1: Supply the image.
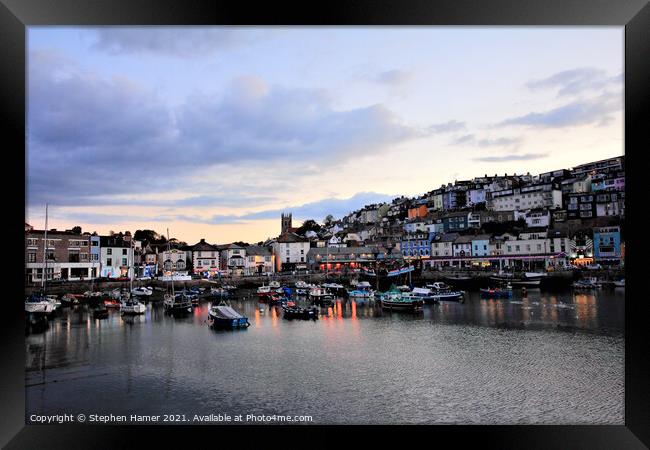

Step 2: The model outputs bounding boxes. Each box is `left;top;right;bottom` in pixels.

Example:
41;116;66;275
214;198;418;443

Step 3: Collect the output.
103;298;121;308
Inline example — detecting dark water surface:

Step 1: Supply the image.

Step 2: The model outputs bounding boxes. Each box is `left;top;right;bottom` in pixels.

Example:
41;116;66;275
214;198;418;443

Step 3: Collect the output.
26;288;624;424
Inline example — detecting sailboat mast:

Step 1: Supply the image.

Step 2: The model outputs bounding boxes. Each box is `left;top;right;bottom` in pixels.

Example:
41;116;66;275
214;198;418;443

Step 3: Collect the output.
130;237;134;292
167;228;174;295
42;204;48;291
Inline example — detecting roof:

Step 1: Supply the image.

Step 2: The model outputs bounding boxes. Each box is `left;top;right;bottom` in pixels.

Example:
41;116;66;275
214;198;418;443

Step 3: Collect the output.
189;239;218;251
433;233;460;243
215;243;244;250
245;245;272;256
471;234;493;241
276;232;309;243
453;235;475;244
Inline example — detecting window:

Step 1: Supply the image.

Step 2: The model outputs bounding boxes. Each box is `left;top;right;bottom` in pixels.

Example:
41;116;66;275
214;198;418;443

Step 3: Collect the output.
27;252;36;262
107;248;112;255
122;258;128;266
107;258;112;266
91;240;99;247
122;249;128;255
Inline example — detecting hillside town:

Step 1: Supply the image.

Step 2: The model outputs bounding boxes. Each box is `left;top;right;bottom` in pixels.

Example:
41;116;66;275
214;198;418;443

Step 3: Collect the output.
25;156;624;284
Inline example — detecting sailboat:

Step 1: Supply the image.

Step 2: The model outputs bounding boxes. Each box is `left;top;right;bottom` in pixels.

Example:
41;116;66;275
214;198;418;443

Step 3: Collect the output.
26;204;55;317
120;238;146;315
162;228;192;314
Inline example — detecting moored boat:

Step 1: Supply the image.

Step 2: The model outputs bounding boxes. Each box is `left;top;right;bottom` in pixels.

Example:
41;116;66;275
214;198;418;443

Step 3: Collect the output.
379;290;423;311
480;286;513;298
208;304;250;329
308;287;334;305
282;305;319;320
613;279;625;288
25;293;55;315
120;299;146;315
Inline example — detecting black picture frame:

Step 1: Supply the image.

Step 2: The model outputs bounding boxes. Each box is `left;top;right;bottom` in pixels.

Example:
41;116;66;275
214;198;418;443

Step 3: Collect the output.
2;1;648;448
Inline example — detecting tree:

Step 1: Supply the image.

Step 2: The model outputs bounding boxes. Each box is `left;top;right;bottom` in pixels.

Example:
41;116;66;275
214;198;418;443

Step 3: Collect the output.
71;226;82;234
323;214;334;226
296;219;321;236
232;241;250;247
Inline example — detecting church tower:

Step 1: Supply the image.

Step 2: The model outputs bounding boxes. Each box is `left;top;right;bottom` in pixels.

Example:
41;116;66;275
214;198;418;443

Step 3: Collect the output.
281;212;292;234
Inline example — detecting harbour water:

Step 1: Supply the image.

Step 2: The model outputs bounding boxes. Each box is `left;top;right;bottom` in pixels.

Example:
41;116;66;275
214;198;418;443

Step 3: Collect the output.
26;288;624;424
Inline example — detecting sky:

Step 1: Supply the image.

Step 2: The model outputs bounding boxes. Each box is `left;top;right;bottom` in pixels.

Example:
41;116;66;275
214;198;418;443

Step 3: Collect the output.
26;27;624;244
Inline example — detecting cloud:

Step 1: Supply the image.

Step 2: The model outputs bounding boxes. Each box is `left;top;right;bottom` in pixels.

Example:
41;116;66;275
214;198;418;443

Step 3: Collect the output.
428;120;466;134
91;27;265;58
477;137;523;148
497;92;621;128
526;67;622;97
208;192;396;225
369;69;413;86
27;53;424;209
452;134;475;145
473;153;548;162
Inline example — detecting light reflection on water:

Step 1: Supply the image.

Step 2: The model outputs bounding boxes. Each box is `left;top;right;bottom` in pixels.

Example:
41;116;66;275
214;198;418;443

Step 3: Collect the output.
26;288;624;424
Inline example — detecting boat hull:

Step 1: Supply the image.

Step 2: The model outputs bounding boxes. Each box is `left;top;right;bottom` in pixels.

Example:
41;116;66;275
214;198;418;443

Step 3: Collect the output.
380;299;423;311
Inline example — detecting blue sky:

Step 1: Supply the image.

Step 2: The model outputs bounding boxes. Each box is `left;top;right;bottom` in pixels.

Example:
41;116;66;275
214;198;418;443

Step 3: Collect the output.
26;27;623;243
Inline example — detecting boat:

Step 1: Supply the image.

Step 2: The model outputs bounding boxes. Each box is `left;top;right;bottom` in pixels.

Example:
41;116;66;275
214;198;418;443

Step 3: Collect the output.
295;280;310;289
379;292;423;311
282;305;319;320
120;299;146;315
131;286;153;297
572;278;602;290
83;290;103;298
211;287;232;297
347;289;374;299
257;285;272;297
25;293;55;315
490;273;541;287
162;228;192;314
103;298;121;308
613;279;625;288
480;287;513;298
269;281;281;289
26;205;55;318
308;287;334;305
208;303;250;329
46;294;62;310
422;282;465;302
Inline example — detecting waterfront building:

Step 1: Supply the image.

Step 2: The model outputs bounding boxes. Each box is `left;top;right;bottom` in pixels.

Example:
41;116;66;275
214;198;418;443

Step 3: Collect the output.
25;228;96;283
244;246;275;276
188;238;220;277
141;243;159;277
593;226;622;265
452;235;474;258
307;246;383;272
430;233;459;258
272;233;310;272
158;247;189;275
216;243;246;276
400;231;432;259
100;234;135;278
471;234;492;257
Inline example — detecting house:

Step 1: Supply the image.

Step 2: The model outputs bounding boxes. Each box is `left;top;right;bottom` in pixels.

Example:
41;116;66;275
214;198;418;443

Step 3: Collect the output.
400;231;432;260
593;226;622;265
471;234;492;257
188;238;220;277
452;235;473;258
571;156;624;177
430;233;459;258
272;233;310;272
307;246;384;272
407;204;428;219
158;247;189;274
99;234;135;278
441;211;469;232
514;208;551;228
244;246;274;276
488;183;562;212
25;228;96;282
217;244;246;276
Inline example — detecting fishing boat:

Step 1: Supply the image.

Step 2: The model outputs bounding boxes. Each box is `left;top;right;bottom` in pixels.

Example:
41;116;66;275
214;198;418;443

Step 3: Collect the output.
282;305;319;320
208;303;250;329
422;282;465;302
379;292;423;311
308;287;334;305
480;285;513;298
257;285;272;297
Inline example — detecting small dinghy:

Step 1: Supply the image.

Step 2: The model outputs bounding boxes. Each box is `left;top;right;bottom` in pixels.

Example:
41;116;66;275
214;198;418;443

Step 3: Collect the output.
208;304;250;329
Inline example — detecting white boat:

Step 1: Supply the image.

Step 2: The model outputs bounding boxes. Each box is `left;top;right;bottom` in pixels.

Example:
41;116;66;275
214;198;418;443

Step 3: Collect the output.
295;280;309;288
83;290;103;298
257;285;272;295
613;279;625;288
120;299;146;315
25;294;55;314
269;281;281;289
426;282;453;291
323;282;345;289
348;289;374;299
308;287;334;303
131;286;153;296
572;278;602;289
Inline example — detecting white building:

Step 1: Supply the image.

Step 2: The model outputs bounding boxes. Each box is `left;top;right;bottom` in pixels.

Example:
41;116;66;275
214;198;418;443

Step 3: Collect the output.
188;239;220;276
272;233;310;272
100;235;136;278
158;248;189;274
244;246;275;276
489;184;562;212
